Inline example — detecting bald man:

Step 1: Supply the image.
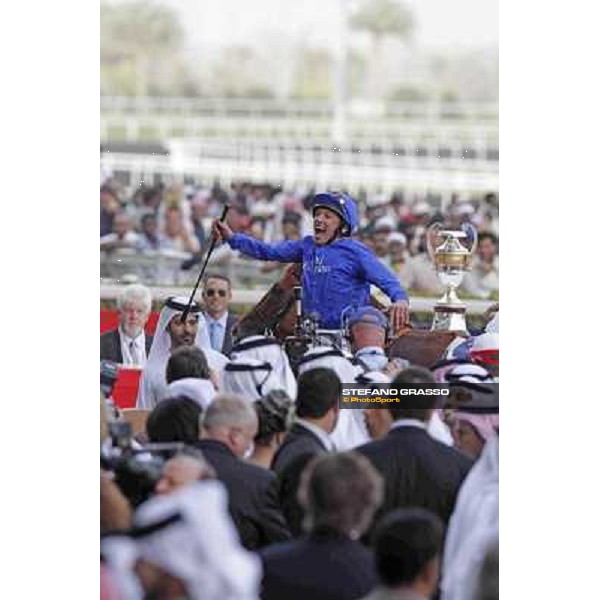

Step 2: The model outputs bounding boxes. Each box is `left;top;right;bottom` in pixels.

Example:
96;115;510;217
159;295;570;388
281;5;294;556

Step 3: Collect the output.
195;395;290;550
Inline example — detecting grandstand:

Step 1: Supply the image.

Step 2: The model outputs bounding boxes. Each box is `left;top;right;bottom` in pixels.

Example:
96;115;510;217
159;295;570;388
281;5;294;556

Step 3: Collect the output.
100;96;498;194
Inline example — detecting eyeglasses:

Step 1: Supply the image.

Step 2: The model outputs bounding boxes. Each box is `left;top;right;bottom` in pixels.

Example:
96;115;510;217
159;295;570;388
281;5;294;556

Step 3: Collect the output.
205;289;227;297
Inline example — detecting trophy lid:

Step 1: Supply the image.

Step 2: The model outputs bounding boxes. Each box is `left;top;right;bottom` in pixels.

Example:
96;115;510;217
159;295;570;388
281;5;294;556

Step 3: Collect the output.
439;229;467;239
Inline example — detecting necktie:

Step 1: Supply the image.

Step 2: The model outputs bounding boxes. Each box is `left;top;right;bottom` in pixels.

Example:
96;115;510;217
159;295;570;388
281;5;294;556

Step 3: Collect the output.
129;340;141;365
210;322;221;351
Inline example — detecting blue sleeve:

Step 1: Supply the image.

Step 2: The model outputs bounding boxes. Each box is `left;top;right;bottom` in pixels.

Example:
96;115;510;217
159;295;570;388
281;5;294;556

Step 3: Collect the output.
355;243;409;302
228;233;304;263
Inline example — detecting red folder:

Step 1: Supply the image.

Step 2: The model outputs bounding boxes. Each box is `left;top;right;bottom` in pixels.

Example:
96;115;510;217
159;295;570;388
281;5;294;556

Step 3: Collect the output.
111;367;142;409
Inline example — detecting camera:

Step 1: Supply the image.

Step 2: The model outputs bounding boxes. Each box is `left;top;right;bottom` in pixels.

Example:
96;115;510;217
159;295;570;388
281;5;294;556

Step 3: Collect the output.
101;422;185;508
100;360;119;397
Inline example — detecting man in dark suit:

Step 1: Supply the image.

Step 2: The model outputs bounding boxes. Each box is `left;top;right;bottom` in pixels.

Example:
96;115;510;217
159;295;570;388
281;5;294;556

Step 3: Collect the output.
260;452;383;600
271;367;340;535
201;274;238;357
100;284;153;366
195;395;290;550
357;368;473;530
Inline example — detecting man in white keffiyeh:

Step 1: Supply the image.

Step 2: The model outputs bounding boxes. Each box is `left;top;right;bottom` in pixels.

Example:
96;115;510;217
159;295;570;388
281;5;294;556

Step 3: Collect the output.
228;335;298;399
101;481;262;600
441;437;499;600
136;296;228;410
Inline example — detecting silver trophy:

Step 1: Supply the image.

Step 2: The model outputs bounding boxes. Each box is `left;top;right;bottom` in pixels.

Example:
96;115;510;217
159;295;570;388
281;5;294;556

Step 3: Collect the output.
426;222;478;333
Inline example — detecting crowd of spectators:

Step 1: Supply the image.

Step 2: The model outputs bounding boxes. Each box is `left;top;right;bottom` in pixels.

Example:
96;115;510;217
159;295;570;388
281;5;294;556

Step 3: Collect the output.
100;179;499;298
100;284;499;600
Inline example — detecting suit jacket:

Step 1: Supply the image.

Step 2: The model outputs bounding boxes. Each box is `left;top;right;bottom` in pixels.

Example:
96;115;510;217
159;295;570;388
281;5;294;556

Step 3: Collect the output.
222;312;237;357
271;423;329;536
259;530;378;600
194;439;290;550
357;425;473;528
202;311;238;357
100;329;153;364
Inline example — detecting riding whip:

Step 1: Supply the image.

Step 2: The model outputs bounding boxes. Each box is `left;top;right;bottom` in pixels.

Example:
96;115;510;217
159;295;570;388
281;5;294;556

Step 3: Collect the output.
180;204;230;323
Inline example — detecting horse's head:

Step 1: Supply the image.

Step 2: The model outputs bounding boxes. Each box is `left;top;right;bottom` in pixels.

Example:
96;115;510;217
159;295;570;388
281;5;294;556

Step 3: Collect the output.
232;264;302;342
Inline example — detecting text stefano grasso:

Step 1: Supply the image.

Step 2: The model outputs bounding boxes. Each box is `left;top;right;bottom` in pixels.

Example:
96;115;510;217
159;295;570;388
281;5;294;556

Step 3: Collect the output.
341;388;450;396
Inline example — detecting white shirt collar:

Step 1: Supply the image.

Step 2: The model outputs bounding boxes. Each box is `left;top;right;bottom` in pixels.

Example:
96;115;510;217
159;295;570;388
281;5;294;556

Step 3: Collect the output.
119;327;146;366
204;311;228;328
390;419;428;431
296;418;335;452
119;326;145;345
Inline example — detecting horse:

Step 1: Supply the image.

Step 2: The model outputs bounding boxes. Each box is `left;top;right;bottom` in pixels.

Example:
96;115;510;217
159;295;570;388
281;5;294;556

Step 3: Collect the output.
232;263;460;368
232;263;302;341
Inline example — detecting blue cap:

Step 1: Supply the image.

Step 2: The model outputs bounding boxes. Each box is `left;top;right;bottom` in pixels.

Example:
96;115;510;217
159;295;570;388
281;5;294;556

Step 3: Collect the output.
347;306;388;330
312;192;359;236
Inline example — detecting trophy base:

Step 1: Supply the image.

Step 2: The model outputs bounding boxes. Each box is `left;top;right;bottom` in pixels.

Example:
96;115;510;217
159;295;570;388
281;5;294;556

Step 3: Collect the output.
431;305;469;334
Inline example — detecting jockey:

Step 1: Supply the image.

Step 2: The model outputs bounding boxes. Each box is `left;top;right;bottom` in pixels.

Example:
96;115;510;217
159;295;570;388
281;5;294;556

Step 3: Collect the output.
212;192;410;332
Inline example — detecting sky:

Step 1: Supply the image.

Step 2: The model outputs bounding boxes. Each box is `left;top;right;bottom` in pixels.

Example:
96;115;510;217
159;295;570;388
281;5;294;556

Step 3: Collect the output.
106;0;498;52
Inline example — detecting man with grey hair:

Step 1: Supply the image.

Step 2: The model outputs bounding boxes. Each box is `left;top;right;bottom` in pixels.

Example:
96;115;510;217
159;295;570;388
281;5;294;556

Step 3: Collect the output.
194;395;290;550
100;283;153;366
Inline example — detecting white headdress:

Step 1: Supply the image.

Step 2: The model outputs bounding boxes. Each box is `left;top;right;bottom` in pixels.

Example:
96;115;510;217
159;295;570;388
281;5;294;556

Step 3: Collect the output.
136;297;228;410
163;377;217;410
443;363;495;385
102;482;262;600
221;358;275;402
297;346;362;384
229;336;297;399
441;438;499;600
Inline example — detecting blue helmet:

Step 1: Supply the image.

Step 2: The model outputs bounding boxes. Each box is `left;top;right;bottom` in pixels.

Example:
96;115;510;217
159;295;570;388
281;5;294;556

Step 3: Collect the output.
312;192;359;237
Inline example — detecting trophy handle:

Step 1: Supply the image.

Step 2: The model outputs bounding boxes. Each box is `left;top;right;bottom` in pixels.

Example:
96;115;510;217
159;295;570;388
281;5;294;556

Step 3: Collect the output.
461;222;478;266
426;222;443;263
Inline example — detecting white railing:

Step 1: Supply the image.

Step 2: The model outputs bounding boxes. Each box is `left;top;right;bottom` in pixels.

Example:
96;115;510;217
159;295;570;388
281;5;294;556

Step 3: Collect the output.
100;283;493;315
166;138;497;167
100;149;498;194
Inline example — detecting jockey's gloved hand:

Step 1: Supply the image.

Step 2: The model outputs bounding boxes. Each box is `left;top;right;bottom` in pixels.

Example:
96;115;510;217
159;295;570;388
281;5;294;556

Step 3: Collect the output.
212;219;233;243
389;300;410;334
